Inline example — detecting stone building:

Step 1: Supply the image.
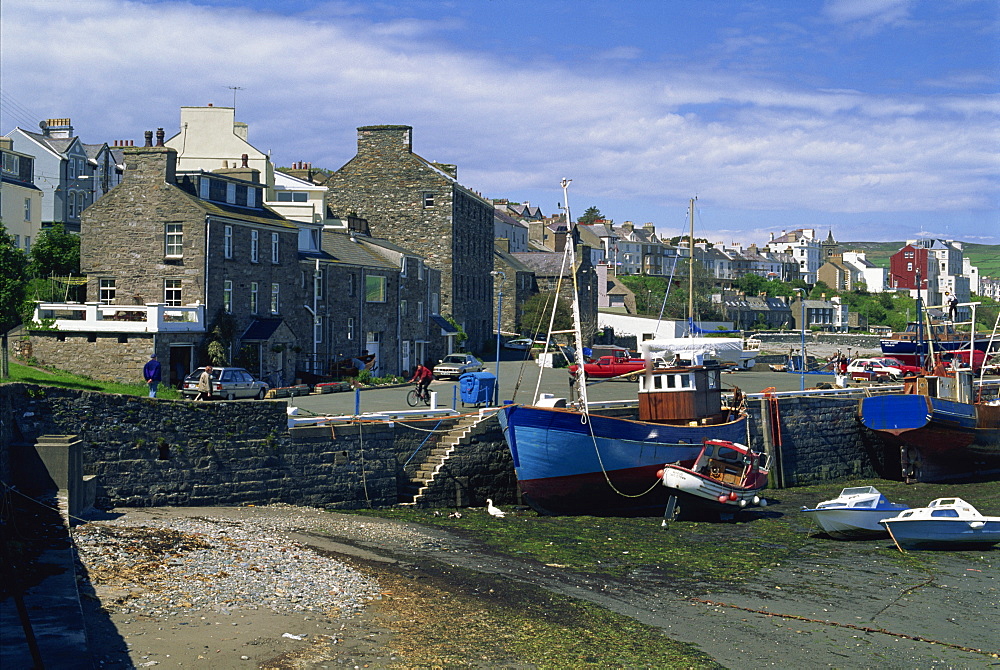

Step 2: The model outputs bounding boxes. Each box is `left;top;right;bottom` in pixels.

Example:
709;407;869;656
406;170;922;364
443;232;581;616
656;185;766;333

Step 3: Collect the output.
30;130;306;386
323;125;495;353
492;241;538;337
512;239;598;344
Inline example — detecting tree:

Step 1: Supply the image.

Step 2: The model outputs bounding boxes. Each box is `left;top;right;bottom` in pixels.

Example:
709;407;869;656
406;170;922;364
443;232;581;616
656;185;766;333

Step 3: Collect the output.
0;223;30;378
28;224;80;278
520;292;573;334
577;206;603;225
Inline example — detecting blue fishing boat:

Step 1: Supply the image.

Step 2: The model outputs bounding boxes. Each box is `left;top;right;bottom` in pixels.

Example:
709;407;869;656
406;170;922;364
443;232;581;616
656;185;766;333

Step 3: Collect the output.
499;361;748;516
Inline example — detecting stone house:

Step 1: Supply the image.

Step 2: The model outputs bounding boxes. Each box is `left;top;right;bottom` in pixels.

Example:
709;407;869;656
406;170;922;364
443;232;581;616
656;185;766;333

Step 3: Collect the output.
323;125;495;354
512;240;598;343
30;130;306;386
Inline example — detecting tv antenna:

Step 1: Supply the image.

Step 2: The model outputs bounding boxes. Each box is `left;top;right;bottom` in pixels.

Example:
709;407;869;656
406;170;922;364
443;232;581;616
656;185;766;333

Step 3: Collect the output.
226;86;244;109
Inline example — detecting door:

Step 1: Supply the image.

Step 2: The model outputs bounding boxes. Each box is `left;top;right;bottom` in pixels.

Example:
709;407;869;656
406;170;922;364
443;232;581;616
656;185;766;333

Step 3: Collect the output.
168;344;194;388
366;332;380;374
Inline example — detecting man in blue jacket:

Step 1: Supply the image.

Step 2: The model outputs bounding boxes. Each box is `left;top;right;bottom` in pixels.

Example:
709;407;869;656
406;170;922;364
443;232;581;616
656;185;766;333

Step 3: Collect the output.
143;353;162;398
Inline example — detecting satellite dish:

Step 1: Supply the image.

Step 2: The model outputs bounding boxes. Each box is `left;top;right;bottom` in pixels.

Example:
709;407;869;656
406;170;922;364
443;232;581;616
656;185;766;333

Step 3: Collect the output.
39;120;48;132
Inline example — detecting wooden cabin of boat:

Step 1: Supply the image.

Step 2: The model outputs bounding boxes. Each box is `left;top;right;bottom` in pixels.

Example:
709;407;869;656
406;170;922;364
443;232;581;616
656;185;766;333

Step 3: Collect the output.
903;369;975;403
886;322;964;344
637;363;728;424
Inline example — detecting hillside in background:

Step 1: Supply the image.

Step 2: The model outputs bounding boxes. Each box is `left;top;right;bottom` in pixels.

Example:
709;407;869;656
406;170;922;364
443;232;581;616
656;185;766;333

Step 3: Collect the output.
840;242;1000;279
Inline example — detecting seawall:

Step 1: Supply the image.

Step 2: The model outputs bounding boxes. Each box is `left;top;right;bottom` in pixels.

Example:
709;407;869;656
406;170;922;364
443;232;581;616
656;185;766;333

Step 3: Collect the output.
1;383;891;510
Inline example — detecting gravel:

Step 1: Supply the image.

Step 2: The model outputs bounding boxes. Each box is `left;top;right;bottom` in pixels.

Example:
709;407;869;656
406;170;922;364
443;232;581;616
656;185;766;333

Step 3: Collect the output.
73;507;381;620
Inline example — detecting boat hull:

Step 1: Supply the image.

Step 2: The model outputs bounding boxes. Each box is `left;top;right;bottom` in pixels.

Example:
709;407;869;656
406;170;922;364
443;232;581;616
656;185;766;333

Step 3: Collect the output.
859;395;1000;482
499;404;748;516
801;509;900;540
881;519;1000;550
660;466;766;516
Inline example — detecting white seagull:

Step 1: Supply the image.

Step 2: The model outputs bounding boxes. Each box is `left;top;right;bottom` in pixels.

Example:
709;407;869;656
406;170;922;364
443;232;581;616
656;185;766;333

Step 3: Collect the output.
486;498;506;518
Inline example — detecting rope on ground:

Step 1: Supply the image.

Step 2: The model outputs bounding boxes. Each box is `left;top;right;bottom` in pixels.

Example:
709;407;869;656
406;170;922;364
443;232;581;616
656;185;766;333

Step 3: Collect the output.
688;597;998;659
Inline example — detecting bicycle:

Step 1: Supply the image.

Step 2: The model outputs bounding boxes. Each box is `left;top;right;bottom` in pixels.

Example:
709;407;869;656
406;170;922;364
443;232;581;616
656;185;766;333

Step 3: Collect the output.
406;384;431;407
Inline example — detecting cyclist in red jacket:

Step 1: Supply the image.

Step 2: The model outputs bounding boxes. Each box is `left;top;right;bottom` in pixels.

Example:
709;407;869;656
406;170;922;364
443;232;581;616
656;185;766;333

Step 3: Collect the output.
410;363;433;401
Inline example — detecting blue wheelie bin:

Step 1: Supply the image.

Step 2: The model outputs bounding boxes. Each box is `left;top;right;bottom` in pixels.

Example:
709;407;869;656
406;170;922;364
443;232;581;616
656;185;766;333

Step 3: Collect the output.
459;371;496;407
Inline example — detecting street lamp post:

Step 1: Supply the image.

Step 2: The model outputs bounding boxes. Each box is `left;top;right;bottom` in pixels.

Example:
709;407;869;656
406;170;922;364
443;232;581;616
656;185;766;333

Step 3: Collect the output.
793;288;806;391
490;270;505;405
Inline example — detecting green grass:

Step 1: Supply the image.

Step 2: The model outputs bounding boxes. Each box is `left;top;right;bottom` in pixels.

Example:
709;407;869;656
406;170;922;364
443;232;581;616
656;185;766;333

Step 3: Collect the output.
1;361;181;399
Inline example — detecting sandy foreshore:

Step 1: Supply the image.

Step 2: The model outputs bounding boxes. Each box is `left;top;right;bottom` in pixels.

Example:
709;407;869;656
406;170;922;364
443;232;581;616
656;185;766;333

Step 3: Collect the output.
74;501;999;669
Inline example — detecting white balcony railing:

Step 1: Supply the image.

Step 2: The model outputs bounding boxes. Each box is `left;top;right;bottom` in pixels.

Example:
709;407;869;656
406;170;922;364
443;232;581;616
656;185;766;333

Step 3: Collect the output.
33;302;206;333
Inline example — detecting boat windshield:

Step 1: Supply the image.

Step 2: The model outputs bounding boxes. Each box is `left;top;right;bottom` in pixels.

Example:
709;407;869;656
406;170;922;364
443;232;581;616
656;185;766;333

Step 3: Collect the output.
930;509;960;517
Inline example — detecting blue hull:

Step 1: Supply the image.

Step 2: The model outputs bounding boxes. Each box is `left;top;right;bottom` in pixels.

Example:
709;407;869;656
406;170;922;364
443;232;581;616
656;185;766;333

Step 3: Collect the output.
499;404;748;515
859;395;1000;481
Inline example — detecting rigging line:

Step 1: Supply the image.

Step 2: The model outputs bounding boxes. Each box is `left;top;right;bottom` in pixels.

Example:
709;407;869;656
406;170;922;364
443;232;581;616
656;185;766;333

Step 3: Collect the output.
584;419;668;499
354;421;371;507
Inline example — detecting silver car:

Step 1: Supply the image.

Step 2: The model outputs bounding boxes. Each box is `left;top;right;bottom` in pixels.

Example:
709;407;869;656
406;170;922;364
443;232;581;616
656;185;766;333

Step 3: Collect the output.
433;353;485;380
181;367;270;400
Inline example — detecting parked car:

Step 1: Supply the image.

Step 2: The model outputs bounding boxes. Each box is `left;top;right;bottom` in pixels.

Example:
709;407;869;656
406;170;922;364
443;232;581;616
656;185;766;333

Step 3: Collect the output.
503;338;534;350
569;356;649;379
433;354;485;380
846;357;920;381
181;367;270;400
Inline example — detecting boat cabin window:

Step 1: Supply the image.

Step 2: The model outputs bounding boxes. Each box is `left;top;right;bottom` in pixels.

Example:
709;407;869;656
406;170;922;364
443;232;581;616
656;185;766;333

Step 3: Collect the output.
715;446;742;462
930;509;960;518
680;374;691;388
851;500;875;508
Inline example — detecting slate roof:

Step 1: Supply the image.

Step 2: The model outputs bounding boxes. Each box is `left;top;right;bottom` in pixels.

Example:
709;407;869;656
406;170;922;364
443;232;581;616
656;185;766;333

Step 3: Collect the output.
17;128;77;156
320;231;398;269
173;173;299;230
511;251;572;276
430;314;458;334
241;318;284;341
494;247;534;273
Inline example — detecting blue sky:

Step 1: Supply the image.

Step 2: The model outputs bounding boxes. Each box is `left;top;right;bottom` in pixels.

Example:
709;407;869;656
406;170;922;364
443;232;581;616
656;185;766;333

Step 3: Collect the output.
2;0;998;245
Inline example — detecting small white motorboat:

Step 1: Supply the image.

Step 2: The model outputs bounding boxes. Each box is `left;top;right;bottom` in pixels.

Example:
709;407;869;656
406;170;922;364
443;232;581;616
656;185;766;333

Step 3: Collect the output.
879;498;1000;550
801;486;909;539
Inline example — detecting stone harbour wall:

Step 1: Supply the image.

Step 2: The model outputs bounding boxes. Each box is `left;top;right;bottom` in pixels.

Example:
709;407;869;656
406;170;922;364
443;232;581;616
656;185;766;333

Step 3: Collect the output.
1;383;893;512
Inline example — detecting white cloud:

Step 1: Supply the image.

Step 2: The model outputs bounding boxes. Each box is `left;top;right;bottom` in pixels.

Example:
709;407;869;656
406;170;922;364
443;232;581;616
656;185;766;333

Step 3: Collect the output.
1;0;996;245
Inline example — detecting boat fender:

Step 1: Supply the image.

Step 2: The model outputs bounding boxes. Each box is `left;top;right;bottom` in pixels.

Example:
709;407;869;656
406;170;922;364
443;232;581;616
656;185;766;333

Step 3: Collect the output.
717;494;729;504
739;499;748;507
655;469;665;480
758;498;768;507
755;497;763;506
728;492;738;501
969;521;985;529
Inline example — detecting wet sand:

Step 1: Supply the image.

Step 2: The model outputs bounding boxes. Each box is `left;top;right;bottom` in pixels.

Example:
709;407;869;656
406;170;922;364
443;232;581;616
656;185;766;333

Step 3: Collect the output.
78;500;999;669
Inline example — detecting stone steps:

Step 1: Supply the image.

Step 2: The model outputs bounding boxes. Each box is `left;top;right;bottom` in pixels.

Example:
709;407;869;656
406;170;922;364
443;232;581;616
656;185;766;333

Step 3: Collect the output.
397;413;487;505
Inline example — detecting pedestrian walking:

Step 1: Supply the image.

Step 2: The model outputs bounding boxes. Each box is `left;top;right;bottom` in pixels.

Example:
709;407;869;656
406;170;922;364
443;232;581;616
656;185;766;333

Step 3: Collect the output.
195;365;215;401
143;353;162;398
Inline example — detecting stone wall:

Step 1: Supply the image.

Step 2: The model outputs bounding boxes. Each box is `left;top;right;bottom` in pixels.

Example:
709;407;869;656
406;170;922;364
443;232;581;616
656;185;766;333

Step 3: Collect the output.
27;332;157;384
0;383;895;512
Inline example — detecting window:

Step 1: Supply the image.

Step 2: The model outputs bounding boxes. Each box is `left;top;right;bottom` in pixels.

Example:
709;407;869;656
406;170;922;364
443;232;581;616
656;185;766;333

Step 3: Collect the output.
348;274;355;296
417;301;424;322
24;236;30;252
223;280;233;313
164;279;181;306
417;261;424;280
165;223;183;257
270;283;280;314
68;192;77;218
907;262;913;272
2;152;18;173
226;183;236;204
400;300;407;318
235;184;247;207
200;178;210;199
430;292;439;314
316;267;325;300
12;235;19;248
422;192;435;207
248;187;257;208
400;257;408;277
100;278;116;304
250;230;259;262
209;179;227;202
365;275;386;302
276;191;308;202
68;158;76;179
224;225;233;258
250;282;259;314
271;233;279;263
314;316;323;344
346;317;355;341
24;198;31;221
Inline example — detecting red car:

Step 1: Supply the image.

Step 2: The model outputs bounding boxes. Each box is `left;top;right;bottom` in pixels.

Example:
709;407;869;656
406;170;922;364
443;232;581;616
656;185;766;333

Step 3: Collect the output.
570;356;648;379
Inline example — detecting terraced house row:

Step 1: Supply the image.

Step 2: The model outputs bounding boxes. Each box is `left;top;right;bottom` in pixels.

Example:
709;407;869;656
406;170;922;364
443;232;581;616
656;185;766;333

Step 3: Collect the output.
20;105;528;387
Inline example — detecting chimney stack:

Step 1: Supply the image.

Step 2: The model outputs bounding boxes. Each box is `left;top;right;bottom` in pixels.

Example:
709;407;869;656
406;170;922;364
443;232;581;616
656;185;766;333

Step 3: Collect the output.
155;128;165;146
144;130;153;147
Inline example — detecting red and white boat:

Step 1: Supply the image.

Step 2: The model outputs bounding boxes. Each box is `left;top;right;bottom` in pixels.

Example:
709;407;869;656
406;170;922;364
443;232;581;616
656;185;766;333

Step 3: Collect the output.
657;439;770;521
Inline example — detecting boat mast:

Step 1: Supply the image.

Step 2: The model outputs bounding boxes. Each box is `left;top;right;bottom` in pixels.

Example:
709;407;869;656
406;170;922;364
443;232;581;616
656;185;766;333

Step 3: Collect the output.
563;178;589;410
688;197;696;336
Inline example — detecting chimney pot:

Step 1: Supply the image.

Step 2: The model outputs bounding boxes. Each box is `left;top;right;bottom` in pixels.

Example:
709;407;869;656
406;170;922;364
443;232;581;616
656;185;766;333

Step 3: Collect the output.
144;130;153;147
208;103;213;107
155;128;165;146
241;153;249;168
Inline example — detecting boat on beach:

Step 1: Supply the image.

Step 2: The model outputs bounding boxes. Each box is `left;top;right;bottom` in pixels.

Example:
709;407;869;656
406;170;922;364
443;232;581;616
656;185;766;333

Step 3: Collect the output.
800;486;909;539
879;498;1000;550
656;438;769;521
499;190;749;516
